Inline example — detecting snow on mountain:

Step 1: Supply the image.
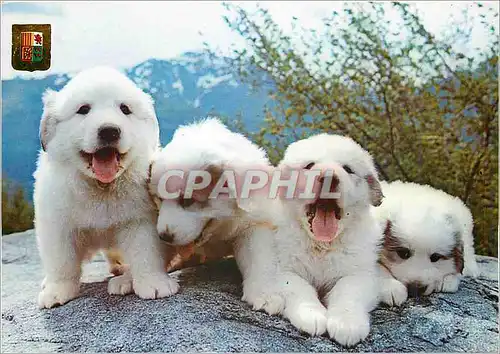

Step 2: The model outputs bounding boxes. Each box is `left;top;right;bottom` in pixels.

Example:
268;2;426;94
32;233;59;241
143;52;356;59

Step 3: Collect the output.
172;79;184;95
197;73;233;90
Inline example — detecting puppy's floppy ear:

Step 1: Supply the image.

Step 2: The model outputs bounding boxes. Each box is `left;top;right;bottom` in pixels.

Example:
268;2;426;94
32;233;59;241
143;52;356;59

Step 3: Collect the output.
190;164;227;203
379;219;399;263
383;220;392;239
453;239;465;274
382;220;402;251
147;162;153;184
366;174;384;206
445;214;465;274
40;89;58;151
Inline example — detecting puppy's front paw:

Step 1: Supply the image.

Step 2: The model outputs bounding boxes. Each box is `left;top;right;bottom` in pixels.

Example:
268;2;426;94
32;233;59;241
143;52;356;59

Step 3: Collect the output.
38;281;80;309
463;263;480;278
440;274;460;293
424;274;460;295
286;302;327;336
327;308;370;347
380;278;408;307
133;273;179;299
242;285;285;315
108;272;133;295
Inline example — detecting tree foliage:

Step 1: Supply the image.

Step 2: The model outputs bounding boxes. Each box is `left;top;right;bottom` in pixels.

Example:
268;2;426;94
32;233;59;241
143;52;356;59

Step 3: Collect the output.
220;2;498;256
2;179;34;235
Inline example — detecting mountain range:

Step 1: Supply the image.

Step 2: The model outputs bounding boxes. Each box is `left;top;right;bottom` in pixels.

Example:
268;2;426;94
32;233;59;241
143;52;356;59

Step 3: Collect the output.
2;52;272;199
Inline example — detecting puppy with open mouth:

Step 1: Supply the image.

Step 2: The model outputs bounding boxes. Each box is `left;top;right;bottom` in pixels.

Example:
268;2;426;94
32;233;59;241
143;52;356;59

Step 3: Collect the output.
258;134;384;347
34;66;178;308
374;180;480;305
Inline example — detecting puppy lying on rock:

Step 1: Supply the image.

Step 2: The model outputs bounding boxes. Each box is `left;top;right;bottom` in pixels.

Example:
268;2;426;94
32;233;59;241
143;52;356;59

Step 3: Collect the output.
374;180;480;305
148;118;283;312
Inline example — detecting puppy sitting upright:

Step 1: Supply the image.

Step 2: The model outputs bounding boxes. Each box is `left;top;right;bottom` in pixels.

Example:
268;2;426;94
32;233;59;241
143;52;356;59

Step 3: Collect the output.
374;180;479;303
34;66;178;308
263;134;384;347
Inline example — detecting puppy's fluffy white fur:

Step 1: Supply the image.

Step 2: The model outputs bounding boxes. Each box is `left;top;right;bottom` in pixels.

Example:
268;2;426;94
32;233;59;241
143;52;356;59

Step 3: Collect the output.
150;117;269;244
374;180;479;305
257;134;384;347
34;66;178;308
149;118;283;314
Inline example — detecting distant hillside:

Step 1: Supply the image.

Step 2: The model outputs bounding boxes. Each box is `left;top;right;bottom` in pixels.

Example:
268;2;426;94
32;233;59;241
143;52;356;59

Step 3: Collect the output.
2;52;272;199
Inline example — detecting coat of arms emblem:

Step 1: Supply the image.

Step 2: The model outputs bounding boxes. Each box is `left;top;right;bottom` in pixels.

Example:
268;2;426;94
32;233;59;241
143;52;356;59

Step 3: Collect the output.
21;31;44;63
12;24;51;72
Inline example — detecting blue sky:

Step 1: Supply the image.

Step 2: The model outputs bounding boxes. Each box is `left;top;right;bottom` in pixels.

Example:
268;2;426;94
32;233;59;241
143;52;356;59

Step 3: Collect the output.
2;2;62;15
1;1;498;80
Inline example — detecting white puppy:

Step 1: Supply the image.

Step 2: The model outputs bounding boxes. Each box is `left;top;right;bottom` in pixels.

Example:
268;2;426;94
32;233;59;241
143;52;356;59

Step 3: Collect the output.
374;180;479;304
260;134;384;347
34;66;178;309
148;118;284;315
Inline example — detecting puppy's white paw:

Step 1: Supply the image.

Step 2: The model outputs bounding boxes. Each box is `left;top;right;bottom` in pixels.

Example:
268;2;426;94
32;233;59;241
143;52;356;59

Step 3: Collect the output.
440;274;460;293
425;274;460;295
38;281;80;309
463;263;480;278
133;273;179;299
327;308;370;347
108;273;133;295
380;278;408;307
286;302;327;336
243;291;285;315
242;284;285;315
424;282;436;296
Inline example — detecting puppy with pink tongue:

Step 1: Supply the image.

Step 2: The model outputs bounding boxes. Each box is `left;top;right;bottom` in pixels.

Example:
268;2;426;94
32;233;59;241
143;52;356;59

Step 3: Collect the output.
90;148;121;183
311;206;339;242
34;66;178;309
258;134;384;347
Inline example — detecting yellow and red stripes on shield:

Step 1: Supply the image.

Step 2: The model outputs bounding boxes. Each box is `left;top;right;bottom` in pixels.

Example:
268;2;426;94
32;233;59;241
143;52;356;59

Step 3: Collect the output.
21;32;34;46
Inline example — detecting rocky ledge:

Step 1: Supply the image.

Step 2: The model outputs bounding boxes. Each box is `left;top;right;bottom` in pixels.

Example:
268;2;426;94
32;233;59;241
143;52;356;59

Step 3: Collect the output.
1;230;498;352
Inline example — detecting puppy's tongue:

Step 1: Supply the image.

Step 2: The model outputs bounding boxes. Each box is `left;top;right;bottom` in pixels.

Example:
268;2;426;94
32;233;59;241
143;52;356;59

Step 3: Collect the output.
312;208;338;242
91;148;119;183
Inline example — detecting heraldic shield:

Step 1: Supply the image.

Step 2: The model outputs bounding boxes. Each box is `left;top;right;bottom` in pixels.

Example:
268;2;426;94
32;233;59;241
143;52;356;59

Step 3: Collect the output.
12;24;51;72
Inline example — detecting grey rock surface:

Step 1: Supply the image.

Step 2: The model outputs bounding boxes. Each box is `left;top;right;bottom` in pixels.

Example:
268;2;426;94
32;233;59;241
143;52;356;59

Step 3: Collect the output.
1;230;498;353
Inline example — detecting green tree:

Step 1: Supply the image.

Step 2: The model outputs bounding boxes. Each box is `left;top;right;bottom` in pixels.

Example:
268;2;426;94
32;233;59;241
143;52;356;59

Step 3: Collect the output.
219;2;498;256
2;179;34;235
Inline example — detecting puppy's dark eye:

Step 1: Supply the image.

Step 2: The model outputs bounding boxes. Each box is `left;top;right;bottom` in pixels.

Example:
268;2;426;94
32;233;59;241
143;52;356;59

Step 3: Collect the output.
396;247;412;260
343;165;354;174
430;253;444;263
120;103;132;115
304;162;315;170
76;104;91;115
179;197;195;209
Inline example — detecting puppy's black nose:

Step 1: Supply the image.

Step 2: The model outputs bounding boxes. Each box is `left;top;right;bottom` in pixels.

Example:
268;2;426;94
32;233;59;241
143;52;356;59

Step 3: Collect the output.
98;125;121;143
407;282;427;298
159;230;174;244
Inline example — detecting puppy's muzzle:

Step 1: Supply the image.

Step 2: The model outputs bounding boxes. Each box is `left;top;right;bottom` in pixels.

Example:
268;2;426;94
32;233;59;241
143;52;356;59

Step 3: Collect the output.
318;174;339;194
407;282;427;298
98;124;121;144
